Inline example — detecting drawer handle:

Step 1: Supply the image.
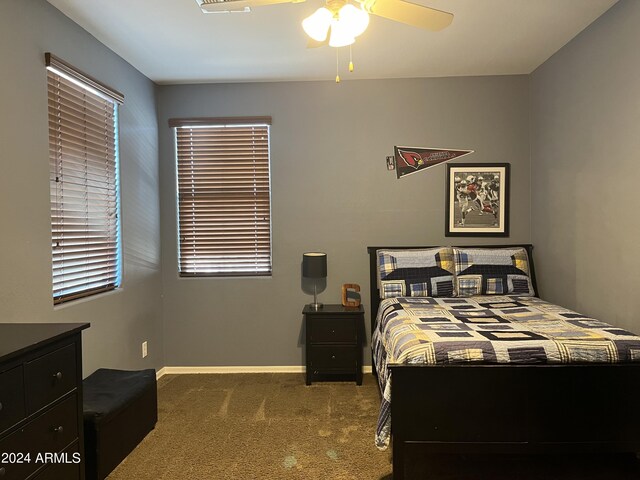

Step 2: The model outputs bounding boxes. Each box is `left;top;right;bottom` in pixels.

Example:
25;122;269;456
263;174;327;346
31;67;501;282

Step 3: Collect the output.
54;426;64;434
331;355;336;360
54;371;63;381
0;401;3;412
331;330;335;334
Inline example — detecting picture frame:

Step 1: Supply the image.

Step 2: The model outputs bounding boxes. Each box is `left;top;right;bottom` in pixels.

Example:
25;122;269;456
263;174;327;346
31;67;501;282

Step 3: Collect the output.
445;163;510;237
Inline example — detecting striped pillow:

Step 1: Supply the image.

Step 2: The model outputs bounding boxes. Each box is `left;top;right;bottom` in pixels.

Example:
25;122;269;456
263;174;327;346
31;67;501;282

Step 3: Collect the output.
453;247;535;297
378;248;456;299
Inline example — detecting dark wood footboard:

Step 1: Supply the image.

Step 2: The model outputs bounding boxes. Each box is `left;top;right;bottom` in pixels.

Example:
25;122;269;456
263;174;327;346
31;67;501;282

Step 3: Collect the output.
390;363;640;479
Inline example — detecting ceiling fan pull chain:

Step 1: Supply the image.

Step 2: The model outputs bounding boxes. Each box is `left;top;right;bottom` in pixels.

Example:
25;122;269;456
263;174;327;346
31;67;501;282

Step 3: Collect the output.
336;48;341;83
349;44;354;72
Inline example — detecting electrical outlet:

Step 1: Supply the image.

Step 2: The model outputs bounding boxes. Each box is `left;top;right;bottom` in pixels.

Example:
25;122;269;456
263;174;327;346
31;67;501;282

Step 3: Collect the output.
142;341;148;358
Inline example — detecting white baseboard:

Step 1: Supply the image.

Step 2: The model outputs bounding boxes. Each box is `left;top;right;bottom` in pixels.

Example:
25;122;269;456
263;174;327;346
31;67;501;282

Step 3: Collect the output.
157;365;372;379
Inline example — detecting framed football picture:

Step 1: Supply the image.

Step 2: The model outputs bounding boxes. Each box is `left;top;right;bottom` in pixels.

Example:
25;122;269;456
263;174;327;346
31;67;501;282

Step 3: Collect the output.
445;163;510;237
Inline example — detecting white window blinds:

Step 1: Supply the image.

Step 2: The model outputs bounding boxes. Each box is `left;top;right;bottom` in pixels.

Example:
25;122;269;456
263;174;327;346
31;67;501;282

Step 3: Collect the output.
47;53;123;304
171;117;272;276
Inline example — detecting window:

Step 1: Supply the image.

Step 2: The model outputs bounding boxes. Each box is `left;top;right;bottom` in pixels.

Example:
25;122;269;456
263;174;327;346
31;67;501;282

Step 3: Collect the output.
171;117;272;277
47;53;124;304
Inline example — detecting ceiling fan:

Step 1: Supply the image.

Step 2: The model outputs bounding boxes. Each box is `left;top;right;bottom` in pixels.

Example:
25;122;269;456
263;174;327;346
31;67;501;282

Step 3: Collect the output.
195;0;454;42
195;0;452;81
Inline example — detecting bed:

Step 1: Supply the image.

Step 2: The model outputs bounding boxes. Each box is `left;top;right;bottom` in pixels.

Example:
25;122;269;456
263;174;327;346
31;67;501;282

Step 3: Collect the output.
367;245;640;479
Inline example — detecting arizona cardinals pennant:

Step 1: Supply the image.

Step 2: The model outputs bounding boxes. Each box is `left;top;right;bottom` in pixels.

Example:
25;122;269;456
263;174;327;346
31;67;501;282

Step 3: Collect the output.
394;146;474;179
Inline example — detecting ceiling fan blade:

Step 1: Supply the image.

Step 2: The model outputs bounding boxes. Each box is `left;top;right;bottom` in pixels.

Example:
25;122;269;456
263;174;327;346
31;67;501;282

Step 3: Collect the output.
306;37;330;48
360;0;453;31
199;0;304;13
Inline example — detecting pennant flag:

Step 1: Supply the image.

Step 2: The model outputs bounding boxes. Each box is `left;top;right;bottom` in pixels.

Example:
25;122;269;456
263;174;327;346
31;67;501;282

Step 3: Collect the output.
394;146;474;179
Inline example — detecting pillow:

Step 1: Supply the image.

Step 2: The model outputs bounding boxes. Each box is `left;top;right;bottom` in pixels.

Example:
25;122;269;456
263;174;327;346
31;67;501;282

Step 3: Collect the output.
453;247;535;297
378;248;456;299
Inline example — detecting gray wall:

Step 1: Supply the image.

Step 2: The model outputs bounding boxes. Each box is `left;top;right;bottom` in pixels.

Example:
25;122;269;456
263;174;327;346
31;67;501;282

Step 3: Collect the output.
530;0;640;331
157;76;531;366
16;0;632;370
0;0;163;375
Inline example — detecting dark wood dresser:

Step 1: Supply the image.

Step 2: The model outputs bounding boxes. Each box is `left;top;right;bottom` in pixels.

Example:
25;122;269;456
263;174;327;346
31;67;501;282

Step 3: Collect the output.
304;304;364;385
0;323;89;480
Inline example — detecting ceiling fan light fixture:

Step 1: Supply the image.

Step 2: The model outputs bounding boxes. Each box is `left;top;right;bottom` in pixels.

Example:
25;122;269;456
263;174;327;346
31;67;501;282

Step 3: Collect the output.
302;7;333;41
328;17;356;47
337;4;369;38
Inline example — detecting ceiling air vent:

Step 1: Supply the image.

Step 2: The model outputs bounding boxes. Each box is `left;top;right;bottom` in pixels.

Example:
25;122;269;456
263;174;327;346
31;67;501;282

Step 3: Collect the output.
195;0;251;14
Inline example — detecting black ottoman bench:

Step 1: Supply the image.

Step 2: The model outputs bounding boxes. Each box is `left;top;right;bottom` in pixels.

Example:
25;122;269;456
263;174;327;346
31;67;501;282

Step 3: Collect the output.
83;369;157;480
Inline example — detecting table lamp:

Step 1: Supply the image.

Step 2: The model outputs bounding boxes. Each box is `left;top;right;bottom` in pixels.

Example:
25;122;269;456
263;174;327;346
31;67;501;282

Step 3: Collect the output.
303;252;327;311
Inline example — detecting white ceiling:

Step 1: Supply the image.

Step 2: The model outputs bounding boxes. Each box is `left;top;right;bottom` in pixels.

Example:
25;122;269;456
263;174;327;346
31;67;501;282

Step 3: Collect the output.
46;0;618;84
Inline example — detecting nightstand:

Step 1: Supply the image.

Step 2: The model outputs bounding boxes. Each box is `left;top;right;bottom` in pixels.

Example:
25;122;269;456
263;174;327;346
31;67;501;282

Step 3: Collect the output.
304;304;364;385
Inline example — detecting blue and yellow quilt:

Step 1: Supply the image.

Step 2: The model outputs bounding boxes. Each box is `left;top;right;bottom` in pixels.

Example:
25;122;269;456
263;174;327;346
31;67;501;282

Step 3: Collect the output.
372;295;640;449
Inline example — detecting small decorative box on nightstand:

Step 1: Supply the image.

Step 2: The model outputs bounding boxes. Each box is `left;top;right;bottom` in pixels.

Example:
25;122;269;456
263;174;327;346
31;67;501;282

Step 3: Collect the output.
303;304;364;385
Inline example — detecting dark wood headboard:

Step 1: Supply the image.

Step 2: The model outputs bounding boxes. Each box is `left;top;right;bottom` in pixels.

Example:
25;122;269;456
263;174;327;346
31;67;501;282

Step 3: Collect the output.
366;244;538;337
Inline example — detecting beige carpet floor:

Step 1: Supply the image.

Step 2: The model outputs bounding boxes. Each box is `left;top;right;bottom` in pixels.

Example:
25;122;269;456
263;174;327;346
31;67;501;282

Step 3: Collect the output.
107;373;393;479
107;373;640;480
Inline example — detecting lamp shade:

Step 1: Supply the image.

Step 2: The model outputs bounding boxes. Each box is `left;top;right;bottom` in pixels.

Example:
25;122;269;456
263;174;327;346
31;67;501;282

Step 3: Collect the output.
338;4;369;38
302;7;332;42
328;17;356;47
303;252;327;278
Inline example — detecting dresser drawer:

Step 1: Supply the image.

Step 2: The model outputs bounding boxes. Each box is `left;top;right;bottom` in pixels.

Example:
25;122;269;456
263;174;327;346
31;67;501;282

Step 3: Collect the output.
30;442;81;480
0;367;25;435
0;395;78;480
309;318;357;343
310;346;357;370
25;344;77;415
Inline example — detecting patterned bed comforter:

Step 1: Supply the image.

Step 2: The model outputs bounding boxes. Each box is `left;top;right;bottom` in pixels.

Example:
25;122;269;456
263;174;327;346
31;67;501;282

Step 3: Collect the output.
372;295;640;449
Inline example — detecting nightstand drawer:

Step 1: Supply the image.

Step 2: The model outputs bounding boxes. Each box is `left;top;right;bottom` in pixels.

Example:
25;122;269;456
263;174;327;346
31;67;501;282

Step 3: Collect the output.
25;344;77;415
0;366;25;435
309;318;356;343
304;304;364;385
310;346;357;370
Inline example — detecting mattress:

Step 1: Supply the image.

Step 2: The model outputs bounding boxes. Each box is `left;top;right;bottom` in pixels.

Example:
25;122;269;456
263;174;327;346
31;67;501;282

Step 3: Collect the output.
372;295;640;449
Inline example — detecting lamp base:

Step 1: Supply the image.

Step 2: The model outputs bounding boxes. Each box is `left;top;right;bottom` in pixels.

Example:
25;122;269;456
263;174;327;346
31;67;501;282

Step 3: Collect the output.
308;302;323;311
